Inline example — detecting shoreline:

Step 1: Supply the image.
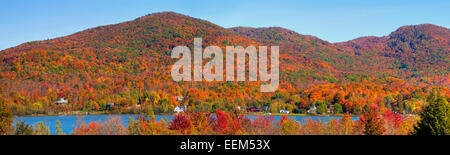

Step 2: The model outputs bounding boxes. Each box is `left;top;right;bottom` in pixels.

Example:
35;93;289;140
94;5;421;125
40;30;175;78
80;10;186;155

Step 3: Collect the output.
14;111;359;118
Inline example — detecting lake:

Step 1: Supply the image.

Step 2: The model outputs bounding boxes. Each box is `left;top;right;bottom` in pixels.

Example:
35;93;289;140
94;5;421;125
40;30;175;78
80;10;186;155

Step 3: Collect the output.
14;114;359;134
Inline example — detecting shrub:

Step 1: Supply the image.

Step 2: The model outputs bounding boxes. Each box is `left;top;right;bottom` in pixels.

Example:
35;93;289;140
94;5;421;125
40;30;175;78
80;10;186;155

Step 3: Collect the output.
15;121;33;135
169;113;191;134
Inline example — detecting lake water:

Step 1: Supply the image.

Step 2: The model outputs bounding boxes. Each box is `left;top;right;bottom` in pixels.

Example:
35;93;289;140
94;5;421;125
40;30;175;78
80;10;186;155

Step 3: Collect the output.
14;114;359;134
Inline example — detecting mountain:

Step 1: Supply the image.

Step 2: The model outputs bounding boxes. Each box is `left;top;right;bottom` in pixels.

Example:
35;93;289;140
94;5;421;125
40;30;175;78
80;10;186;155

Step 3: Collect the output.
1;12;255;77
335;24;449;84
0;12;448;115
230;26;411;85
0;12;262;114
0;12;259;95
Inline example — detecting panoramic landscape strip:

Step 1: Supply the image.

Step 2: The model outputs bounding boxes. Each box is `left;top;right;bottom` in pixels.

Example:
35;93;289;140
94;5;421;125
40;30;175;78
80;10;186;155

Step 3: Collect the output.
0;1;449;136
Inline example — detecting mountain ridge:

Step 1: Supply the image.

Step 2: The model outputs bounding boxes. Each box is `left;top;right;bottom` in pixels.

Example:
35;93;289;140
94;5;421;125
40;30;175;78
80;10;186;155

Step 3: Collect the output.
1;12;448;84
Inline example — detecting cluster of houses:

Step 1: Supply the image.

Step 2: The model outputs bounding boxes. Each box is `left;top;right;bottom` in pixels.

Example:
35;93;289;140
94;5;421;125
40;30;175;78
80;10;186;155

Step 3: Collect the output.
245;106;323;114
56;97;117;109
56;95;187;112
246;106;290;114
55;95;297;115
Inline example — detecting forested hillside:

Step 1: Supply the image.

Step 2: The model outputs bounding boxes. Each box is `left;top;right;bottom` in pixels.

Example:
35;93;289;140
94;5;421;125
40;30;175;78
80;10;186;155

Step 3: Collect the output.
0;12;448;116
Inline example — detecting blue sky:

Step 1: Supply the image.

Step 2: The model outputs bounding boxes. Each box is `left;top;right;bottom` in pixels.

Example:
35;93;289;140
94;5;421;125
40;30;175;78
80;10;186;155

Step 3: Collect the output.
0;0;449;50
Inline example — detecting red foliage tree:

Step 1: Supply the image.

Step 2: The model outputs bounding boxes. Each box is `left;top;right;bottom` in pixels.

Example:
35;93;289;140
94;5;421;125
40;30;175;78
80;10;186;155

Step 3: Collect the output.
169;113;191;134
383;110;403;128
214;109;230;134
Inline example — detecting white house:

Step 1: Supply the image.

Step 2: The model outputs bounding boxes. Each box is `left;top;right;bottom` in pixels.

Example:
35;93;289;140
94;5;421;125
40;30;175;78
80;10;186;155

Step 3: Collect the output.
56;98;68;105
174;105;186;113
280;110;290;114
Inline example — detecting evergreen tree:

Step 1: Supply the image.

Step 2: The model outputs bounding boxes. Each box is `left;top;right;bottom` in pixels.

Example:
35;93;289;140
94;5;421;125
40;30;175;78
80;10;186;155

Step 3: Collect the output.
413;91;449;135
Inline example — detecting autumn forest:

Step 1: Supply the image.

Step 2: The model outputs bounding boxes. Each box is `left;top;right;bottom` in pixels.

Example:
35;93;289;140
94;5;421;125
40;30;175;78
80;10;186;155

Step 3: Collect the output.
0;12;448;135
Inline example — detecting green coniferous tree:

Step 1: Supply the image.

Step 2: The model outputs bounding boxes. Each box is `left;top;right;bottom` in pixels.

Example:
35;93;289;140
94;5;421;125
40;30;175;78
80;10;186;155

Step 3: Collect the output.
413;91;449;135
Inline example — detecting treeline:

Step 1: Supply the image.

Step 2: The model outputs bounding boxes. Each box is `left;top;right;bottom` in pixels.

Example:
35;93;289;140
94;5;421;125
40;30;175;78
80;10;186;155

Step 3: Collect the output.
1;91;448;135
1;81;446;117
